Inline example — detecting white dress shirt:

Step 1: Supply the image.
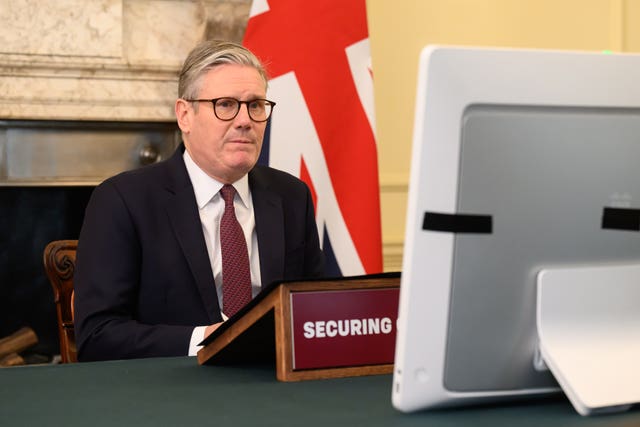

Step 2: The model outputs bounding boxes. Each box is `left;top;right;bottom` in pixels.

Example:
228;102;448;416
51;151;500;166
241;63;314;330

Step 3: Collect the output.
183;150;262;355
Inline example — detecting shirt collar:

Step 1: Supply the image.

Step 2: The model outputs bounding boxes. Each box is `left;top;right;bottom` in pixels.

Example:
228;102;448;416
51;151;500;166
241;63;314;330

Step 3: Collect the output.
183;150;250;209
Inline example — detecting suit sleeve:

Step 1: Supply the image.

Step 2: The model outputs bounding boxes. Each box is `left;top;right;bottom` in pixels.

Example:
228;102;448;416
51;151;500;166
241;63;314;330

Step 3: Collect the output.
73;180;193;361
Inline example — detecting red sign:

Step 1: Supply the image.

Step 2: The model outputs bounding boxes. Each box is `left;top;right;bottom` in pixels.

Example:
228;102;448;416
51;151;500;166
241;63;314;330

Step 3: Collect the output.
290;288;399;370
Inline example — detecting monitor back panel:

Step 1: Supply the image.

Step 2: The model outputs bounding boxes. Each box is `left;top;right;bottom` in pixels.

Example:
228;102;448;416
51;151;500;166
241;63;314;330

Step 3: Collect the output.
445;105;640;392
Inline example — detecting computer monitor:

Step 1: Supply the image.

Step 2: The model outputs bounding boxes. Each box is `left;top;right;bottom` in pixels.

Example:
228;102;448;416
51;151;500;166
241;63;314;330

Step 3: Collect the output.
392;46;640;413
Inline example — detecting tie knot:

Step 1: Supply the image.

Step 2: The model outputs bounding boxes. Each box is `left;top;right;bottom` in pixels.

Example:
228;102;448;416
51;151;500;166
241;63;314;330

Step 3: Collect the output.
220;184;236;206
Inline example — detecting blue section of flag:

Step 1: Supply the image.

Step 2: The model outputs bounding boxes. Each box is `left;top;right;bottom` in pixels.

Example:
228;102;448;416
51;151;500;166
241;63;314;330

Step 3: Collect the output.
322;226;342;277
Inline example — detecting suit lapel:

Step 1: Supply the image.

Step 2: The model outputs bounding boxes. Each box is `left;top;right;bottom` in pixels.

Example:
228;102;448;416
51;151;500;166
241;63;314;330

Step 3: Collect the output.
164;147;220;321
250;168;285;287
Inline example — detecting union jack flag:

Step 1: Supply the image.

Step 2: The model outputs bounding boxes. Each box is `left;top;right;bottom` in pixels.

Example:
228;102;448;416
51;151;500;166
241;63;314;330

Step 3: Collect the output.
244;0;383;276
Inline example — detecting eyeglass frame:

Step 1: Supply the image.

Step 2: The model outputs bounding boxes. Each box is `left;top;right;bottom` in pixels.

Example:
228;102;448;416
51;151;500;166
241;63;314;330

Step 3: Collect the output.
184;97;276;123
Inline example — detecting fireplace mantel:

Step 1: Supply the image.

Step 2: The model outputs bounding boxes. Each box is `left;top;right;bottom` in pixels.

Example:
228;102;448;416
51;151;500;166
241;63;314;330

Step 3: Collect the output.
0;0;250;122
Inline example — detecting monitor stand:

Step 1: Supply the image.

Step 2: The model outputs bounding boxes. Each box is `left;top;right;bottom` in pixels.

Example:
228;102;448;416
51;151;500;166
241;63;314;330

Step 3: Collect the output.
536;263;640;416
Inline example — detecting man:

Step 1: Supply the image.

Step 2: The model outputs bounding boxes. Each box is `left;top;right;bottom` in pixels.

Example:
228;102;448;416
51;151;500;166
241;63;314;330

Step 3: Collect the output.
73;40;325;361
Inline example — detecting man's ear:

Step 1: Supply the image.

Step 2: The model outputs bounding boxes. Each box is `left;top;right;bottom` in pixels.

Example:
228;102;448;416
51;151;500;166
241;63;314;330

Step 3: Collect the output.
175;99;192;133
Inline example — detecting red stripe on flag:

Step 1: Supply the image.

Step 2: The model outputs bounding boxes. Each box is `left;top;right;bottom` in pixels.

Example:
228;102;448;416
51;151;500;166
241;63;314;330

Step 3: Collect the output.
244;0;382;273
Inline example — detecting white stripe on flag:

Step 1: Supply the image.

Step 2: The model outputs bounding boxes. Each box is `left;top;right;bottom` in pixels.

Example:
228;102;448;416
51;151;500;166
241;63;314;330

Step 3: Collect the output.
248;0;270;18
346;38;376;137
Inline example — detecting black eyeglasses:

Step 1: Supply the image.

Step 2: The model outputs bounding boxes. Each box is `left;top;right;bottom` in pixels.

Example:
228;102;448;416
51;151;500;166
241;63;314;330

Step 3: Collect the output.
185;97;276;122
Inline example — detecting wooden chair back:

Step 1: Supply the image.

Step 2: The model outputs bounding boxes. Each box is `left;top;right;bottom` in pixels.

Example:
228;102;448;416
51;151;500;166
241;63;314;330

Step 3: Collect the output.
43;240;78;363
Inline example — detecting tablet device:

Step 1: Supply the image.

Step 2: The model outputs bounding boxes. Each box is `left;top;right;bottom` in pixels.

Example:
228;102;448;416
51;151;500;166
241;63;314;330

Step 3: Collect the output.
392;45;640;412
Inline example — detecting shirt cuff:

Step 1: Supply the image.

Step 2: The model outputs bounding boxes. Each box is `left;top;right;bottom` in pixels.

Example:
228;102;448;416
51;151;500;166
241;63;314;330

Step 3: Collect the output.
188;326;207;356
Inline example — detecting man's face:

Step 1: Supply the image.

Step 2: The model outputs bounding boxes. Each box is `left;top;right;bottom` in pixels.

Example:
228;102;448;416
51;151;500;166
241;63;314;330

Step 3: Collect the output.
177;64;267;183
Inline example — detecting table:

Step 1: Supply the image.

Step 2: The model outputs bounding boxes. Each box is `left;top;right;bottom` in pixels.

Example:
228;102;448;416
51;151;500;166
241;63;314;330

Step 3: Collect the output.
0;357;638;426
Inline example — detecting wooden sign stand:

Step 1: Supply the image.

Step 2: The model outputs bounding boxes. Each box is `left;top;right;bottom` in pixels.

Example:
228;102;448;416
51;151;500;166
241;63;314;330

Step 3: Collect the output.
197;274;400;382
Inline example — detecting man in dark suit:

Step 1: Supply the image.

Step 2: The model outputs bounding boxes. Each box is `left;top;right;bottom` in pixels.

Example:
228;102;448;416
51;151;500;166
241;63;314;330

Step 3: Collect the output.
73;40;325;361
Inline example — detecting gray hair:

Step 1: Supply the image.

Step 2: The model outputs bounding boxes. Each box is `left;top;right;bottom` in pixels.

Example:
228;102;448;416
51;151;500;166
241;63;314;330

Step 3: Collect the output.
178;40;268;100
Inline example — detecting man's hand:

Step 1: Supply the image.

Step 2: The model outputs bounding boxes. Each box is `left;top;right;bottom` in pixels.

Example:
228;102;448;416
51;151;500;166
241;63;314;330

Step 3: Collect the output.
204;322;223;338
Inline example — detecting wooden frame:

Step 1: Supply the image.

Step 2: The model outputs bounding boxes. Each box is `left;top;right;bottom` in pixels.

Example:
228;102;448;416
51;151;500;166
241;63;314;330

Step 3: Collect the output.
197;275;399;381
43;239;78;363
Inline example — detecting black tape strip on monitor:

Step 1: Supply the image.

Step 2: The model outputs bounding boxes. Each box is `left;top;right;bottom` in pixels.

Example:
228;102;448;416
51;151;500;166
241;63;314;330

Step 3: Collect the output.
602;207;640;231
422;212;493;234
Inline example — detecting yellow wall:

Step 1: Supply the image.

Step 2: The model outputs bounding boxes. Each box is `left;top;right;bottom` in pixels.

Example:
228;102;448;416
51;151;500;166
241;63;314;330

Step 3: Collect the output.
366;0;640;271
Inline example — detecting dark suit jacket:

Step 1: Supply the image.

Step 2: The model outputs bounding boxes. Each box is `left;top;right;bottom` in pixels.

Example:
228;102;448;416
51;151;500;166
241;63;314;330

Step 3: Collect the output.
74;145;324;361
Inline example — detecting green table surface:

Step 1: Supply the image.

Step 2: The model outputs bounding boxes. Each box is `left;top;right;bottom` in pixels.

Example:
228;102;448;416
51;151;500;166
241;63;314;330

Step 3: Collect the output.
0;357;638;426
